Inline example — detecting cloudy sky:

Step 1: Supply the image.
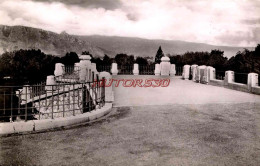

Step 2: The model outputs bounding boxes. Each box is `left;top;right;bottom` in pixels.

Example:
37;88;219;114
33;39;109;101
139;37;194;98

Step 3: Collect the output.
0;0;259;47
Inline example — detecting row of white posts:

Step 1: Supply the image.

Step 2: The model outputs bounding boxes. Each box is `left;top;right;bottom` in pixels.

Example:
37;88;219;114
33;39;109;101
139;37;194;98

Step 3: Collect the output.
182;64;259;92
52;55;99;83
111;56;177;76
50;54;113;102
20;55;101;102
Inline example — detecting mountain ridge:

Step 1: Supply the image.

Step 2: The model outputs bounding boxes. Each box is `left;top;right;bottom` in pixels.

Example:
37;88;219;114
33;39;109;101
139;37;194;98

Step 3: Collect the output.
78;35;254;58
0;25;105;57
0;25;254;58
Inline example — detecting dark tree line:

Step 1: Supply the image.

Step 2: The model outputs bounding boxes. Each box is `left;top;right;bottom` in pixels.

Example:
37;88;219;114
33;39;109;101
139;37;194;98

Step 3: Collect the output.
0;50;152;84
0;49;80;84
168;44;260;73
90;53;153;67
169;50;227;70
0;49;57;84
1;44;260;85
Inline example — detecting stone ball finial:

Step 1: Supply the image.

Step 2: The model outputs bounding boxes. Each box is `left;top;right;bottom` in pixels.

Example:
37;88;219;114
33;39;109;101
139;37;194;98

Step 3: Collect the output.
80;55;91;60
161;56;170;62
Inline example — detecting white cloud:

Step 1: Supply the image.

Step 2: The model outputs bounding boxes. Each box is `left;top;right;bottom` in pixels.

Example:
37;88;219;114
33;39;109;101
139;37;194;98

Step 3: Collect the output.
0;0;259;47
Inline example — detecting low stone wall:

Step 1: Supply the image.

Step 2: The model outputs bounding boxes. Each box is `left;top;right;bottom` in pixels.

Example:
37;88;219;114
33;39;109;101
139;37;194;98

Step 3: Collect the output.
207;78;260;95
209;79;224;87
210;79;250;93
252;86;260;94
0;103;112;136
227;82;249;93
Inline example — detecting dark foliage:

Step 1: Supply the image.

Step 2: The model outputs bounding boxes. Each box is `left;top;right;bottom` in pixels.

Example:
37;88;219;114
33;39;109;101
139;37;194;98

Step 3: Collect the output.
135;57;148;65
115;54;135;66
0;49;60;84
1;44;260;85
155;46;164;63
225;48;260;73
61;52;80;65
102;54;112;65
169;49;227;70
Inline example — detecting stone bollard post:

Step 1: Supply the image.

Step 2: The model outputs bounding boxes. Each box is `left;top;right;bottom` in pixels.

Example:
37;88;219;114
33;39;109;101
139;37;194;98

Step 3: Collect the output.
99;72;114;102
170;64;176;76
21;86;31;105
182;65;190;80
45;75;56;91
160;56;171;76
224;70;234;85
199;65;207;83
133;63;139;75
79;55;92;82
111;63;118;75
154;64;161;75
191;65;198;81
195;66;200;82
248;73;258;92
208;66;216;80
54;63;65;76
202;66;211;84
195;65;206;83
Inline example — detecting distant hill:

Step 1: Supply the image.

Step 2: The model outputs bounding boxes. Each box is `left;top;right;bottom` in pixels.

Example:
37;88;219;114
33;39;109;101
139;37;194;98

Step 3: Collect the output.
78;35;254;58
0;25;254;58
0;25;105;57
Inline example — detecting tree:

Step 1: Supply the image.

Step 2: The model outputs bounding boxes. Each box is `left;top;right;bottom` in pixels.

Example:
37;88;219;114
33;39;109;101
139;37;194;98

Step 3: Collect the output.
0;49;59;84
102;54;112;65
91;57;103;66
82;51;91;56
115;54;135;66
155;46;164;63
135;57;148;65
254;44;260;57
61;52;79;66
0;52;14;78
169;55;183;66
208;50;227;70
225;49;254;73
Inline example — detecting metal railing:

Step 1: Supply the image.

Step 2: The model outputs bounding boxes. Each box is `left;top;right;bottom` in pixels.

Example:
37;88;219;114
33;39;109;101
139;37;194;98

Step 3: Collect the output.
234;72;248;84
56;66;80;83
62;66;80;75
96;64;184;76
175;66;183;76
216;71;225;80
29;81;47;98
139;65;155;75
118;65;133;75
97;65;111;73
0;78;105;123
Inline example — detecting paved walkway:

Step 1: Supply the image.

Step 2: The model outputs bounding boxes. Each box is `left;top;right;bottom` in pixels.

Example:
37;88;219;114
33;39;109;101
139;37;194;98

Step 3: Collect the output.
112;75;260;107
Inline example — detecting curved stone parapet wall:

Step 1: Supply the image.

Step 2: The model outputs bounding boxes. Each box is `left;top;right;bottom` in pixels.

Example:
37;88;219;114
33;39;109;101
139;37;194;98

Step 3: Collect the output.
0;103;112;136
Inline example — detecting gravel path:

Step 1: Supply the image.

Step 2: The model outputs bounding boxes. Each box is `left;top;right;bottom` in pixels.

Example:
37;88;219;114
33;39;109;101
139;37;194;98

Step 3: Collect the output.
1;103;260;166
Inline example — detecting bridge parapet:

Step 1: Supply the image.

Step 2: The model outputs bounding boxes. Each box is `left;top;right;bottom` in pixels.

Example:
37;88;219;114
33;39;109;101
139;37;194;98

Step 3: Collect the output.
0;53;107;123
183;64;260;95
